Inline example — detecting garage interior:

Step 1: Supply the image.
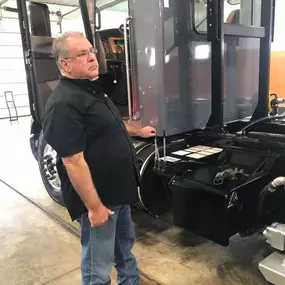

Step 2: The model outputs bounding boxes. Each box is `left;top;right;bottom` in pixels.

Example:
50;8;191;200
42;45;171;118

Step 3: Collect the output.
1;0;285;285
0;117;272;285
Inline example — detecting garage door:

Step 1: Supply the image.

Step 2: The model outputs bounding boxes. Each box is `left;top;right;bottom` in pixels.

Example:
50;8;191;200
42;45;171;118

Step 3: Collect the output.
0;18;30;119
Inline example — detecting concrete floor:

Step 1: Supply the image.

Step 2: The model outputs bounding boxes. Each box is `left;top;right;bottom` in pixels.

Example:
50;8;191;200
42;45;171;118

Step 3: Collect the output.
0;181;82;285
0;117;273;285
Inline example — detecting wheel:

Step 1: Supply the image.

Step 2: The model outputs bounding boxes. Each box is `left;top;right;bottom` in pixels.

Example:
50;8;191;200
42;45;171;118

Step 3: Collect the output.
135;143;172;216
38;131;64;206
30;118;41;161
30;132;39;161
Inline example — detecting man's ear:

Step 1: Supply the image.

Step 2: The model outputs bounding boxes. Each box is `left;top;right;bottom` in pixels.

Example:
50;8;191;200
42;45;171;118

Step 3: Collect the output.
60;58;70;73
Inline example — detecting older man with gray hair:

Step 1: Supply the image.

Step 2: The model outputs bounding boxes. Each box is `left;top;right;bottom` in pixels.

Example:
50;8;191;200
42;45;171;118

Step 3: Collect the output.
43;31;158;285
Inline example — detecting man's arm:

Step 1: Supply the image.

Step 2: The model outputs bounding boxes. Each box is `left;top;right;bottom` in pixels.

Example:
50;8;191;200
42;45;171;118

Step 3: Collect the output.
62;152;114;227
123;122;142;136
124;122;156;138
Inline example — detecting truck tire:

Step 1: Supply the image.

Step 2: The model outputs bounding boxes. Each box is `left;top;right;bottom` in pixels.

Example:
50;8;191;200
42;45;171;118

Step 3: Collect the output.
30;118;41;161
38;131;64;206
30;132;39;161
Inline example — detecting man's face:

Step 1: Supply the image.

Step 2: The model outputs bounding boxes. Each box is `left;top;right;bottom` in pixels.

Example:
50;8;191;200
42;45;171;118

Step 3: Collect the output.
60;36;99;80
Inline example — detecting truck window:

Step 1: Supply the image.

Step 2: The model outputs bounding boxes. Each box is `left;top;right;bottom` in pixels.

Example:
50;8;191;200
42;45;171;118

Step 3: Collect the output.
43;4;85;36
48;1;128;36
195;0;262;33
99;1;128;30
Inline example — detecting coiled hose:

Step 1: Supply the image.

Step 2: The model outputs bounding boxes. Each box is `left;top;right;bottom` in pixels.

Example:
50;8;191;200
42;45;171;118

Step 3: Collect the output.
257;177;285;221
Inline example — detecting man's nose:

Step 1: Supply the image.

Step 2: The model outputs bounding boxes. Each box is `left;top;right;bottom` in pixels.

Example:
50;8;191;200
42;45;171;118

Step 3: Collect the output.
88;52;97;61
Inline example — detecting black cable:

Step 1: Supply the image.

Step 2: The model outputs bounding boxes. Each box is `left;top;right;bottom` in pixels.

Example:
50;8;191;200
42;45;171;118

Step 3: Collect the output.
237;113;285;135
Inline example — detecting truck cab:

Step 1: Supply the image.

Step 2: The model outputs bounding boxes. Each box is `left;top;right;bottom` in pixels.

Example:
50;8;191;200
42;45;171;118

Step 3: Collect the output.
18;0;214;211
17;0;285;252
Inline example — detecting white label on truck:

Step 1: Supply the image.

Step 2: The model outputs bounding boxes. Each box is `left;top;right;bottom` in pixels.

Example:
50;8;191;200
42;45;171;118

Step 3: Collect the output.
186;153;205;159
159;156;180;163
172;150;189;156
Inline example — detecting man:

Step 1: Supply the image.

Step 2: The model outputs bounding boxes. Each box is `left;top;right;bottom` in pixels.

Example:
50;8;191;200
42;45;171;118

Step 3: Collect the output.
43;32;159;285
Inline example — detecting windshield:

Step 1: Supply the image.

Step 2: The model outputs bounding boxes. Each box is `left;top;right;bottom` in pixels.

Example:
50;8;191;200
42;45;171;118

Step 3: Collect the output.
194;0;262;33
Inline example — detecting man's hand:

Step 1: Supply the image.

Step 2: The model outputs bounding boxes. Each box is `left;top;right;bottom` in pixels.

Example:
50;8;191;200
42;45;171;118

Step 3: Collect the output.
139;126;156;138
88;204;114;228
124;122;156;138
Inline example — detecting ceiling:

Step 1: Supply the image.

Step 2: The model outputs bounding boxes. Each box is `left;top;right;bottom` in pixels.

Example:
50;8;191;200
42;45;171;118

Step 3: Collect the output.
0;0;127;9
97;0;127;12
0;0;127;20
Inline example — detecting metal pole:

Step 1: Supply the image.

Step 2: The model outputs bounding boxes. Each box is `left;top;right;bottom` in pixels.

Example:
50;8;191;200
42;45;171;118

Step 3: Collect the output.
252;0;274;120
78;0;93;45
206;0;225;127
16;0;39;122
0;0;8;6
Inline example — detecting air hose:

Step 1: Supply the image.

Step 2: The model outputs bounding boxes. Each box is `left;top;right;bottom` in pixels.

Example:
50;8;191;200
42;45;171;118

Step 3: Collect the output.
257;177;285;221
237;113;285;135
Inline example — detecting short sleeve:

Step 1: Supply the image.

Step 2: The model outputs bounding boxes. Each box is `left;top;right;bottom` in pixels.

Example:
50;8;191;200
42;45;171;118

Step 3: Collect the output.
43;101;86;157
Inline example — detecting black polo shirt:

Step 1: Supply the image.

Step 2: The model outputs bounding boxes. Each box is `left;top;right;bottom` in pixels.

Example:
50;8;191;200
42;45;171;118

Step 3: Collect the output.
42;76;140;221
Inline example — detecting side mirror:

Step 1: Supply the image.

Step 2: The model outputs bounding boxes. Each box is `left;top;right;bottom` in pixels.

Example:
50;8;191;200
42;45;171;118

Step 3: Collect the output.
227;0;240;4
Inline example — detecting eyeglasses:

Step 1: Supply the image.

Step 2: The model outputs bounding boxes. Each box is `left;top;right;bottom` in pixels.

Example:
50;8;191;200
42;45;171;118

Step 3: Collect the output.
64;48;98;59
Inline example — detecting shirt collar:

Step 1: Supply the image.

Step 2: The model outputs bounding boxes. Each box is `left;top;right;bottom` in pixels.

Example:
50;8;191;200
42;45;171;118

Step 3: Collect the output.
59;75;105;95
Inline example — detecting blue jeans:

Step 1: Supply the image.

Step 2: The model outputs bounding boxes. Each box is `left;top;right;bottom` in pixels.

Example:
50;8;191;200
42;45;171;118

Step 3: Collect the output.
79;205;140;285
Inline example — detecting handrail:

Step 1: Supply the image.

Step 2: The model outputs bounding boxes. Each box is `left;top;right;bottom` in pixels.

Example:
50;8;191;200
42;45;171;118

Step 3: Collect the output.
124;16;133;121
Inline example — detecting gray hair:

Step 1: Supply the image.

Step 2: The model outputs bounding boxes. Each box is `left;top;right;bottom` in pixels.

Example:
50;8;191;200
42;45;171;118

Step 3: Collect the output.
51;31;84;70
